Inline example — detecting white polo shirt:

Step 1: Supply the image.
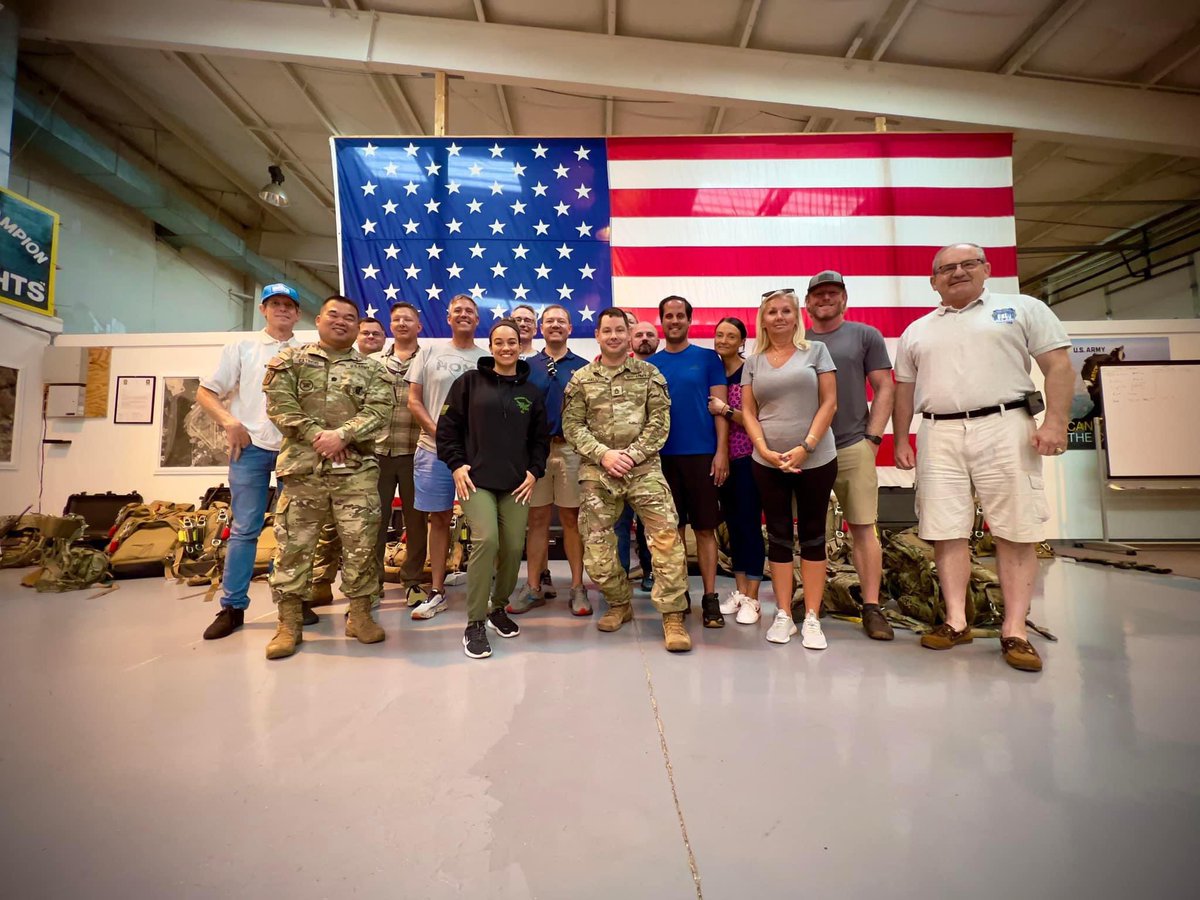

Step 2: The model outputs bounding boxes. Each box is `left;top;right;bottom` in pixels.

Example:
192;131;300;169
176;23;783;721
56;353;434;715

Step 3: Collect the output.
894;288;1069;415
200;329;300;452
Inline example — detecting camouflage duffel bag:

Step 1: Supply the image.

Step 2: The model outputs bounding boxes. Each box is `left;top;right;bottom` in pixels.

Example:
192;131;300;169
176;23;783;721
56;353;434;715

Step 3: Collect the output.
20;515;112;593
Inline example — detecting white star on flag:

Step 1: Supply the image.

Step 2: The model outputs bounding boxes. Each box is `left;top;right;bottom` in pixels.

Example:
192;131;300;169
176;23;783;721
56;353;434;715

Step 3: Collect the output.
426;244;444;259
366;303;378;317
361;181;377;196
426;285;443;300
512;244;530;259
574;146;590;161
469;243;486;258
579;263;596;279
469;283;486;299
576;222;593;237
510;200;527;215
361;264;379;279
489;220;506;235
383;284;400;300
489;144;505;158
556;244;574;259
469;162;483;176
424;198;441;214
404;263;421;279
490;181;504;196
532;144;548;158
491;262;508;278
403;143;419;156
361;218;377;234
446;262;464;279
574;184;592;199
403;219;419;234
364;143;378;156
557;284;574;300
513;284;530;300
447;181;461;194
554;202;570;217
383;244;401;260
533;220;550;235
579;305;595;322
447;218;463;234
404;181;419;196
425;161;442;177
534;263;551;279
384;162;399;176
382;199;398;214
490;305;507;319
532;182;548;197
553;163;569;179
513;162;527;177
467;199;484;214
447;142;462;156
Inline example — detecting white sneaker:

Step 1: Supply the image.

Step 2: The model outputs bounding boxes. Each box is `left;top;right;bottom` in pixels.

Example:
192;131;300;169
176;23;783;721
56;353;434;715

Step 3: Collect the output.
735;595;761;625
765;609;797;644
411;590;448;620
800;611;827;650
719;590;744;616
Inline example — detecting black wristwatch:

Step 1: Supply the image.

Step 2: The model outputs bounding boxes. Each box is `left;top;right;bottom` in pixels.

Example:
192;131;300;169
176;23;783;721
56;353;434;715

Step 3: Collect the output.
722;407;734;421
800;439;816;454
865;434;883;446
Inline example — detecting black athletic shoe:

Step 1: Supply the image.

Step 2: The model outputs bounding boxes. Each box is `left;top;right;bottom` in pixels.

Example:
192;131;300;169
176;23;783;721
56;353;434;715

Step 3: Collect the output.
683;590;692;617
463;621;492;659
486;607;521;638
640;571;654;593
540;568;557;599
203;607;244;640
701;592;725;629
301;602;320;626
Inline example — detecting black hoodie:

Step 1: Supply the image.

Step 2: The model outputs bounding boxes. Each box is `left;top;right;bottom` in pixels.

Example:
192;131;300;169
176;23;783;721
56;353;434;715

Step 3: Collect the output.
436;358;550;493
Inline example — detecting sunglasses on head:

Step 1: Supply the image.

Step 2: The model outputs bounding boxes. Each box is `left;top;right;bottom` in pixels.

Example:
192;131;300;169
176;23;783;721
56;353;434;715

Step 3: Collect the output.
760;288;796;299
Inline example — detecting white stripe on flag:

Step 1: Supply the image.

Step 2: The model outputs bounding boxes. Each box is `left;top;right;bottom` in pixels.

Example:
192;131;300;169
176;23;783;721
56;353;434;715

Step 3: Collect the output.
609;215;1016;248
608;157;1014;190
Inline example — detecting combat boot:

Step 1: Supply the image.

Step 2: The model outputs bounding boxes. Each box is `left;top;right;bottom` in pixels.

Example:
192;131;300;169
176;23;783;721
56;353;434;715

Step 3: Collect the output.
345;595;386;644
662;611;692;652
309;582;334;607
266;597;303;660
596;603;633;632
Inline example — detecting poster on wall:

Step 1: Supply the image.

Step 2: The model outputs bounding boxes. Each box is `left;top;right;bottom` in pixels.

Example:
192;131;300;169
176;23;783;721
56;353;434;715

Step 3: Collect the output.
0;185;58;317
0;365;18;467
1068;337;1171;449
158;377;228;471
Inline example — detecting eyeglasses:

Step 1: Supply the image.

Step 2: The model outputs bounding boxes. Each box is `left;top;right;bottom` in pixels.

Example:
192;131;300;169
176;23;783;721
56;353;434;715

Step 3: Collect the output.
760;288;796;299
934;259;986;277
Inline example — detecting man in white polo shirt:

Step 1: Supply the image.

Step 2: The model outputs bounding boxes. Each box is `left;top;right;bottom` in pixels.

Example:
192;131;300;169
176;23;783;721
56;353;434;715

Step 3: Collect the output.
197;282;302;641
892;243;1072;672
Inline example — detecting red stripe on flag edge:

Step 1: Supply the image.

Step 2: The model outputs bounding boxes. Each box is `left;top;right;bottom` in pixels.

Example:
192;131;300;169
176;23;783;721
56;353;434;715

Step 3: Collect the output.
612;246;1018;279
610;187;1015;218
618;306;932;340
607;133;1013;161
874;434;915;468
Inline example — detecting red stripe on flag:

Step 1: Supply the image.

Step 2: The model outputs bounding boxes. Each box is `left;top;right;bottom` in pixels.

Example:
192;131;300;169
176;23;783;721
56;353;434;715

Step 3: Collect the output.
610;186;1015;218
619;306;931;339
875;434;916;468
612;245;1017;278
607;133;1013;161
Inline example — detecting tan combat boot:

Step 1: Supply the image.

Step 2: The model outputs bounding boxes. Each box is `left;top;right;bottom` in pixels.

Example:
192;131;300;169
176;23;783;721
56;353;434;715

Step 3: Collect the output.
596;603;633;633
345;596;386;644
662;611;692;653
309;582;334;607
265;597;303;660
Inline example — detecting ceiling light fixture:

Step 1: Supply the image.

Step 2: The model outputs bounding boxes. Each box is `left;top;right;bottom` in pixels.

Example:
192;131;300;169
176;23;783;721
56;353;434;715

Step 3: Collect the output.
258;164;289;207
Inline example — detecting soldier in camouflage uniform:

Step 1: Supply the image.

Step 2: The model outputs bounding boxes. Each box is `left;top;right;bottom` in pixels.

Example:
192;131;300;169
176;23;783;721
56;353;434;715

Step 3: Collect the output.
561;307;692;652
262;296;394;660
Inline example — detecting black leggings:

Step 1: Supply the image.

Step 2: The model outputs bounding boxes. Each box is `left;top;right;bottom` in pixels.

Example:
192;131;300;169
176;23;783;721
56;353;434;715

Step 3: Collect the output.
751;458;838;563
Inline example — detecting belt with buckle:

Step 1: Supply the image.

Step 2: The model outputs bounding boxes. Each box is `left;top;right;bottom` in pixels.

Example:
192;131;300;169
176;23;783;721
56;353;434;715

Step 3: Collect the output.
923;399;1026;421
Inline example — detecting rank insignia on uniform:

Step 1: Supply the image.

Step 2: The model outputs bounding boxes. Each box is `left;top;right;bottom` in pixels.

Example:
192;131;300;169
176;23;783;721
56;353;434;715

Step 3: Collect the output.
992;307;1016;324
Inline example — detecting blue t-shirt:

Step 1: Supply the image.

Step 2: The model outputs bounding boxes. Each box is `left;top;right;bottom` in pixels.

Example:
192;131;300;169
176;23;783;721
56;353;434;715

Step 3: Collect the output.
648;343;726;456
526;348;588;437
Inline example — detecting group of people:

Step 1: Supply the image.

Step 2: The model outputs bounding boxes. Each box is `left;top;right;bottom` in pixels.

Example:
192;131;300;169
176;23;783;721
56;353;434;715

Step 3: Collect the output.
197;241;1071;672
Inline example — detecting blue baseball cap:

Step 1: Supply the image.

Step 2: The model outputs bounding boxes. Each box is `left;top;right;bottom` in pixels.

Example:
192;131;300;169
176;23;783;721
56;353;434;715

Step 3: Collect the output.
261;282;300;305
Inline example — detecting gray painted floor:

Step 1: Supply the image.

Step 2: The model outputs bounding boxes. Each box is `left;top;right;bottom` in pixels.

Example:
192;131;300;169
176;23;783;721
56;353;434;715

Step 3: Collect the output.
1;559;1198;899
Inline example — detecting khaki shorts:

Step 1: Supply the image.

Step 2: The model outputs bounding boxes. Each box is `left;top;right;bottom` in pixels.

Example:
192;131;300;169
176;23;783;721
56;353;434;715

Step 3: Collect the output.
915;410;1049;543
832;439;879;525
530;441;582;508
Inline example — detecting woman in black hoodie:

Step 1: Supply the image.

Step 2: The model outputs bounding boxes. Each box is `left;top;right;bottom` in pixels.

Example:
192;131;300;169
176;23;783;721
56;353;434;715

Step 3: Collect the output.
437;319;550;659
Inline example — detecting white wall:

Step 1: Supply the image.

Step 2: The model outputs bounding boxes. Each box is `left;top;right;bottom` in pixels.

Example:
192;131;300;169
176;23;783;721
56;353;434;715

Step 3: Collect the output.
8;155;252;334
0;308;59;512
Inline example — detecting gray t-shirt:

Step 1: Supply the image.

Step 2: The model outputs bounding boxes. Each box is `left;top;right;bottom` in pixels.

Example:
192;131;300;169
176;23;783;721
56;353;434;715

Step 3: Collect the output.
808;321;892;449
406;342;488;453
742;343;838;469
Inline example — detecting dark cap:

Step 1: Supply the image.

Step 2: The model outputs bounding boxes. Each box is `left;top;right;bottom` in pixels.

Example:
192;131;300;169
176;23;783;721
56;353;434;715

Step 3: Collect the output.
807;270;846;292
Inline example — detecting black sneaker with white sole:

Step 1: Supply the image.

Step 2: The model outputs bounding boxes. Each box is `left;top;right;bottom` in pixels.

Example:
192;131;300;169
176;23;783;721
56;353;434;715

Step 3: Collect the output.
463;621;492;658
487;607;521;638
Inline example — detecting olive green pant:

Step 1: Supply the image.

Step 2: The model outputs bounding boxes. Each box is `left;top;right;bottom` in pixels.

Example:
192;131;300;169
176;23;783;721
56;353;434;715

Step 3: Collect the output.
460;488;529;623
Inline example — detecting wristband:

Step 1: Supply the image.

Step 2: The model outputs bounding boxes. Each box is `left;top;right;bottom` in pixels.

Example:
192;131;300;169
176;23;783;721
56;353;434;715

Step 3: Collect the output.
723;407;734;421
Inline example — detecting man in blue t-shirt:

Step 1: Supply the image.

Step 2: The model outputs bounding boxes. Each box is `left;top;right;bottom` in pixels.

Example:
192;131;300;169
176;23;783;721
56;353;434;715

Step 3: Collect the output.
647;295;730;628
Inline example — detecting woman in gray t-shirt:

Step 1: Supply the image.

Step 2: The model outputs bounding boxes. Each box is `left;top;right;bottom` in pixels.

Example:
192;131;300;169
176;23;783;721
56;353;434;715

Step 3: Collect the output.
740;289;839;650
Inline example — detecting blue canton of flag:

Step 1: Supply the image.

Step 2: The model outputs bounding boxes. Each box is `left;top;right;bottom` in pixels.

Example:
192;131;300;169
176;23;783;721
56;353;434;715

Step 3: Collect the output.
333;137;611;338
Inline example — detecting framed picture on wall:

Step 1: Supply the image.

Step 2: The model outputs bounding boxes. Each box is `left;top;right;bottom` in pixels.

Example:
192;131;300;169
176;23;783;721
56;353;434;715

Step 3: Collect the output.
157;376;228;473
0;364;19;469
114;375;156;425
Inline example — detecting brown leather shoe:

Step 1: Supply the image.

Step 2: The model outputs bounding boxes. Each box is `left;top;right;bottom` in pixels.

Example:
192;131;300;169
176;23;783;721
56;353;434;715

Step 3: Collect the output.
920;622;973;650
861;604;894;641
1000;636;1043;672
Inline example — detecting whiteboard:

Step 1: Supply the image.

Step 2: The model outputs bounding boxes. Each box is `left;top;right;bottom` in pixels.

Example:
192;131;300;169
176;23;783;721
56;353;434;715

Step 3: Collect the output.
1100;361;1200;478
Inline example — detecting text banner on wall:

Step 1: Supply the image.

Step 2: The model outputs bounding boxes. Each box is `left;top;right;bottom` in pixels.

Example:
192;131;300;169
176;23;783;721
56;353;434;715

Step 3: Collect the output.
332;133;1015;339
0;185;59;317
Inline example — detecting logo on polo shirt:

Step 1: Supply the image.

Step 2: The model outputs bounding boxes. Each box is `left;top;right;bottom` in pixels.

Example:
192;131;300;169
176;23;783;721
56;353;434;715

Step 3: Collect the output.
992;307;1017;324
513;396;532;414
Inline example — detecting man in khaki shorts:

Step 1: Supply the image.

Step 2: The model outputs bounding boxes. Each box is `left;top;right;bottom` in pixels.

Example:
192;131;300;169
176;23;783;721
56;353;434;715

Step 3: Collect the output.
892;243;1072;672
806;271;895;641
510;304;593;616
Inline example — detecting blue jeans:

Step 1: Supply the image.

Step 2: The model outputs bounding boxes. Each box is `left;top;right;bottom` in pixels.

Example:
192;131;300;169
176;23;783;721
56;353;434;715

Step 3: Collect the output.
220;443;277;609
615;502;651;575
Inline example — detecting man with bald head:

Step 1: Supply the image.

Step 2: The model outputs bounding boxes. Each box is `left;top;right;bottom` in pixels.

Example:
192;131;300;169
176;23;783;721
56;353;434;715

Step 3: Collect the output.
631;321;660;360
892;243;1072;672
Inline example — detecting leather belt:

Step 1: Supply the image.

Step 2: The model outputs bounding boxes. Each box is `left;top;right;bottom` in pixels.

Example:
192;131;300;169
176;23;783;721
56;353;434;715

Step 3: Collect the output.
923;399;1026;421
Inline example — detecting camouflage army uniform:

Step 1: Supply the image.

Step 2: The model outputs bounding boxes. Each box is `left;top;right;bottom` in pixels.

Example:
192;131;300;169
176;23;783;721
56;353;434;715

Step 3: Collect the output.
263;343;393;622
561;357;687;613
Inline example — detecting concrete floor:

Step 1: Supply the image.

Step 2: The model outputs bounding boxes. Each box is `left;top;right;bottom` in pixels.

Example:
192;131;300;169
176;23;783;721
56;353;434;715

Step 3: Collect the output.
1;558;1198;900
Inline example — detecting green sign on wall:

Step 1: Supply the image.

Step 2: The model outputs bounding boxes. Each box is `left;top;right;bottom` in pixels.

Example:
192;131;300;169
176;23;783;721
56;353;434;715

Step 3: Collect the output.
0;185;58;317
